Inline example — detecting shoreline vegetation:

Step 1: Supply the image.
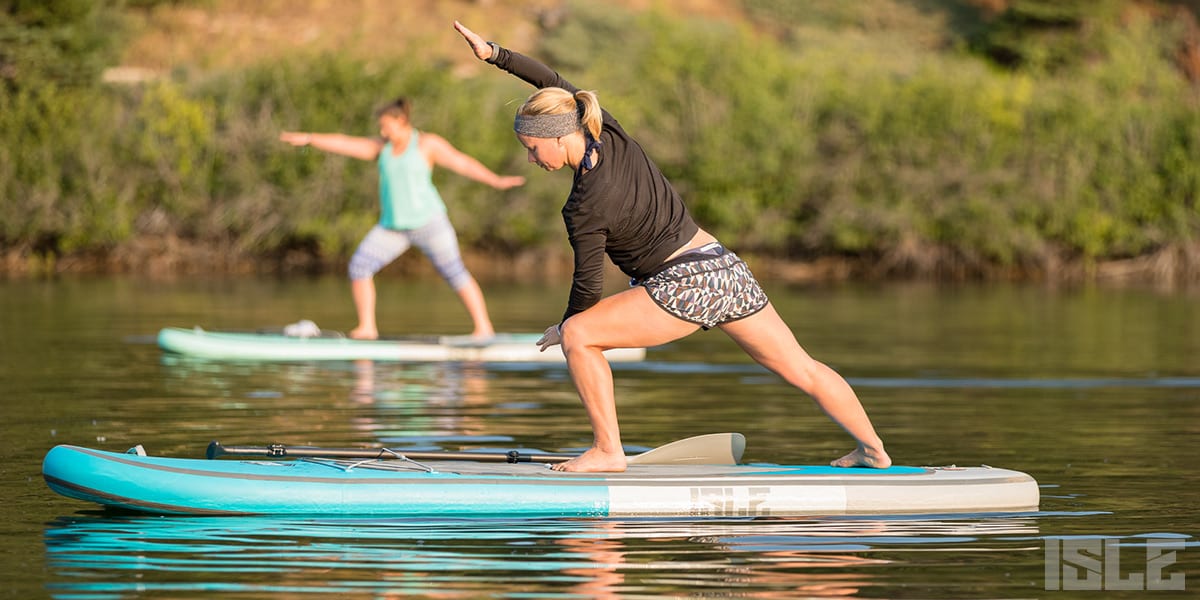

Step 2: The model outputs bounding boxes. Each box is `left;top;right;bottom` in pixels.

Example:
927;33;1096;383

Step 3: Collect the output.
7;234;1196;289
2;0;1198;286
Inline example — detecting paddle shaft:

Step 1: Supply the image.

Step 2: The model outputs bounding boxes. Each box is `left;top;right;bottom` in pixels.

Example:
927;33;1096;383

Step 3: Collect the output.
207;441;570;463
206;432;745;466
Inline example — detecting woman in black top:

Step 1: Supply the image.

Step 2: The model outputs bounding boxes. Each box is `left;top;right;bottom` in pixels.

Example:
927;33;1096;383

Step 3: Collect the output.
455;21;889;473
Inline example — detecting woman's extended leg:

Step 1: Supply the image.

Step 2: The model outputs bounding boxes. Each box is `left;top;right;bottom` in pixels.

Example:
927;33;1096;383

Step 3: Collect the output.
454;276;495;338
413;213;495;338
718;303;890;468
347;225;411;340
349;277;379;340
554;286;700;472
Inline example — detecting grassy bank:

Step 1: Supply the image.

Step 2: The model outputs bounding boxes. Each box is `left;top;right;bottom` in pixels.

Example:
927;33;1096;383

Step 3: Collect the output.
1;1;1197;283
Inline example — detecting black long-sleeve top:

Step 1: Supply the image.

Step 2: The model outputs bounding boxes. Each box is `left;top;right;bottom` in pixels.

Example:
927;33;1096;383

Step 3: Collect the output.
489;46;700;321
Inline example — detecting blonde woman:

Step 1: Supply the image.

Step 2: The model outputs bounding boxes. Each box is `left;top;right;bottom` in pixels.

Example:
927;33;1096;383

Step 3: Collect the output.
455;22;890;473
281;97;525;339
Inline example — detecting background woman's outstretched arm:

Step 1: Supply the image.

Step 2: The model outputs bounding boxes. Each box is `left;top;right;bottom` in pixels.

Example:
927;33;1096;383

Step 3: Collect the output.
422;133;525;190
279;131;382;161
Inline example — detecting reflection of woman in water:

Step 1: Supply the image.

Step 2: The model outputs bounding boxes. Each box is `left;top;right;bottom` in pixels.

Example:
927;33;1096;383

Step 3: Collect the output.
455;22;889;473
558;522;625;599
281;97;525;339
347;359;493;445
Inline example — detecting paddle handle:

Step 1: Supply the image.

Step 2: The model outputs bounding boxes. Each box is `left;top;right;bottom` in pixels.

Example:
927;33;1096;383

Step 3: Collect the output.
206;441;571;463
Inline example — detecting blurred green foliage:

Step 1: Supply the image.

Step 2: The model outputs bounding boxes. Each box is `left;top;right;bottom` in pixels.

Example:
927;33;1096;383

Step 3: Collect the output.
968;0;1126;72
0;0;127;91
1;0;1197;278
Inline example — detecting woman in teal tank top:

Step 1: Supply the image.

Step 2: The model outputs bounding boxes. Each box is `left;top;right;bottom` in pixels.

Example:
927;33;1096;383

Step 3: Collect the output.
280;98;525;339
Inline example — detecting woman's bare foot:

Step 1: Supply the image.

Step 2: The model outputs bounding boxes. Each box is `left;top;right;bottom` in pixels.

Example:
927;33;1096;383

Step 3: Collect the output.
831;444;892;469
348;326;378;340
550;447;628;473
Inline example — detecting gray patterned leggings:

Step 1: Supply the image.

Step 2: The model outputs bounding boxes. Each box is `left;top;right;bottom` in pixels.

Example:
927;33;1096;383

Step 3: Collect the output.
347;213;471;289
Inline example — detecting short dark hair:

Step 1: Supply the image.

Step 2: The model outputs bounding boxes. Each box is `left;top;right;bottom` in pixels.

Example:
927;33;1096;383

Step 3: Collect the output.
375;97;412;120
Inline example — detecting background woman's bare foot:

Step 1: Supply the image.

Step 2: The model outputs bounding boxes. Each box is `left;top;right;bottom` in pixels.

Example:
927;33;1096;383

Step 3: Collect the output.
348;327;378;340
831;445;892;469
550;448;627;472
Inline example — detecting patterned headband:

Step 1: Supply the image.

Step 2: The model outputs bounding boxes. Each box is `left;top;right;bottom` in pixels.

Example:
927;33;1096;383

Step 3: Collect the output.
513;112;580;138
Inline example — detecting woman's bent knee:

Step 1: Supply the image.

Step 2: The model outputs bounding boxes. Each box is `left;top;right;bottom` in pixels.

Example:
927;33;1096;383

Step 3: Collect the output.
558;319;581;353
558;318;604;355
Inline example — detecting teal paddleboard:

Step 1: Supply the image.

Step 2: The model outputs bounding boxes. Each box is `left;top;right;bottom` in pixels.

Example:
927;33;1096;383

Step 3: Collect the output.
44;444;1039;517
157;327;646;362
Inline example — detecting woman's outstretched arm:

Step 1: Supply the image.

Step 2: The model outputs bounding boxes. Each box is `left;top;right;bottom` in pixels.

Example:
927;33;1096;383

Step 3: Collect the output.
422;133;525;190
279;131;382;161
453;21;577;92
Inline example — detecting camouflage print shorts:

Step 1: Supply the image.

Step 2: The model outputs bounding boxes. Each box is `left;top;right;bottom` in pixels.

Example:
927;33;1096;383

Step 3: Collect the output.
637;244;769;330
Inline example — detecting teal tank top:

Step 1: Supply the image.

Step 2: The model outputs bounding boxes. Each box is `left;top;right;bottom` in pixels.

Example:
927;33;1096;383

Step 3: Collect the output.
377;131;447;230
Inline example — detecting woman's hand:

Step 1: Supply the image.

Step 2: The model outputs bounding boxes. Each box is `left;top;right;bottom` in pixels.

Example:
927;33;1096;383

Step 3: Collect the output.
536;323;562;352
279;131;312;147
453;21;492;61
493;175;526;190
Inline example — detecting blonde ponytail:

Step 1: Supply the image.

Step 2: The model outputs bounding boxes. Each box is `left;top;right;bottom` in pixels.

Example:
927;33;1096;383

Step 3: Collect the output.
573;90;602;141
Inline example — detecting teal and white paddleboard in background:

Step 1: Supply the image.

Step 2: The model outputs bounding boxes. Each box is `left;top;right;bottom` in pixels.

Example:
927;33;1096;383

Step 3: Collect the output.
43;443;1040;517
157;327;646;363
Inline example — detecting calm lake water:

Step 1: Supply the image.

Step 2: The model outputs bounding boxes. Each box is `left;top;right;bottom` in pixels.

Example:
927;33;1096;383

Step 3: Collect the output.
2;275;1197;598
